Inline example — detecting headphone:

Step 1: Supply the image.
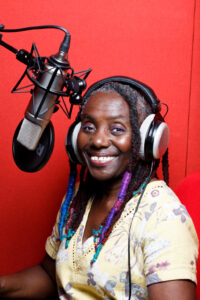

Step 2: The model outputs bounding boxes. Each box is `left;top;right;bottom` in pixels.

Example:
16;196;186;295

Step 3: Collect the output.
65;76;169;164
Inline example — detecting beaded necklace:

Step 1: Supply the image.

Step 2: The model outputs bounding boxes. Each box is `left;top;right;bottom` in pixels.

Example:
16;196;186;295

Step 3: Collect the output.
90;171;131;265
132;176;151;196
59;167;151;266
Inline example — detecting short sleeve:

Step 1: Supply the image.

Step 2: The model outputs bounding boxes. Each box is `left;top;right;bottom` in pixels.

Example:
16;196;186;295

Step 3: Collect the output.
142;186;199;286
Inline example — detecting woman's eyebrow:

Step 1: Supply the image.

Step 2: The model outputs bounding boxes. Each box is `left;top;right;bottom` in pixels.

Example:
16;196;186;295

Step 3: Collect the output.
81;113;95;121
81;113;128;121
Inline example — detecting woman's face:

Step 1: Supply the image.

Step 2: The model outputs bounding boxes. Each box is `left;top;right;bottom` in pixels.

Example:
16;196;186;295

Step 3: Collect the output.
77;91;132;182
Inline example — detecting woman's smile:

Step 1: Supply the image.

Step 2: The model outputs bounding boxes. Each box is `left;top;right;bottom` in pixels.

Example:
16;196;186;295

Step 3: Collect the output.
84;153;117;167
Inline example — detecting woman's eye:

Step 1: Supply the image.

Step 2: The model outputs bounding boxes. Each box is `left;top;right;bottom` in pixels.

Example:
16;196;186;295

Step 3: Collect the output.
111;126;125;135
81;123;95;133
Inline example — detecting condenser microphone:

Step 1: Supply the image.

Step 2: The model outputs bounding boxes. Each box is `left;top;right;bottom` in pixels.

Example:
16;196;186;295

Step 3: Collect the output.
12;47;72;172
17;51;67;151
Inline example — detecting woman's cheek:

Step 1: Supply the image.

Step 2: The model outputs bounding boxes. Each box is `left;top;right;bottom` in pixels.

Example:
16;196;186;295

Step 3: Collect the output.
77;132;87;163
116;134;132;152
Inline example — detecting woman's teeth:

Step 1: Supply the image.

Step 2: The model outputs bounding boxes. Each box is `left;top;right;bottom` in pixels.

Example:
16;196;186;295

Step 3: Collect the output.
91;156;115;162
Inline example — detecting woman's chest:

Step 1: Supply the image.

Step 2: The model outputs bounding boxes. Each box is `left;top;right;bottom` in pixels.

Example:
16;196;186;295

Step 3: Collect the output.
82;199;116;243
56;212;147;299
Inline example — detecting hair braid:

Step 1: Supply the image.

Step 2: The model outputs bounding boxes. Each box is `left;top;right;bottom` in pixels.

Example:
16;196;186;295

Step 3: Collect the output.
58;162;77;242
68;166;88;233
162;149;169;185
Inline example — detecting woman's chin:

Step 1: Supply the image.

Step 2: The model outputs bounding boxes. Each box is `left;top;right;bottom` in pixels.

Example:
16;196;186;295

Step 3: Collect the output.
88;169;124;184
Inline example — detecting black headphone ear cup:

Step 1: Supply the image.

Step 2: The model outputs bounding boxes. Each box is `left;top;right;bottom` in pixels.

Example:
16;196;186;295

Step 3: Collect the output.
65;122;84;164
140;114;169;160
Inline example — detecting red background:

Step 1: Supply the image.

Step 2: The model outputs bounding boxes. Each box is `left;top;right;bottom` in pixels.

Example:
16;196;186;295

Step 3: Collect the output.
0;0;199;292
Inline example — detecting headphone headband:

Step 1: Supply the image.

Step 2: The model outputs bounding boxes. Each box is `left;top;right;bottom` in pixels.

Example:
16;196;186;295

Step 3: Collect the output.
83;76;161;114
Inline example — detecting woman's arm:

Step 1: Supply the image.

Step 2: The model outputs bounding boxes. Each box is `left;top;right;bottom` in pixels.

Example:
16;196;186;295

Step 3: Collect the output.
148;280;196;300
0;254;57;299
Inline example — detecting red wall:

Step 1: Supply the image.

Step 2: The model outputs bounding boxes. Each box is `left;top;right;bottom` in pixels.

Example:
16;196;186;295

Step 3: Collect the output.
0;0;199;278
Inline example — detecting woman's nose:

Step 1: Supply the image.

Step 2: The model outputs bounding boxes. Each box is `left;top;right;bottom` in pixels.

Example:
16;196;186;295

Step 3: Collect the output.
91;128;110;148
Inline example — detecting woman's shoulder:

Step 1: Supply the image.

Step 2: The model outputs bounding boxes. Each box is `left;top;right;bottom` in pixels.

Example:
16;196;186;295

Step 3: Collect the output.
136;180;197;235
142;179;181;207
128;179;193;226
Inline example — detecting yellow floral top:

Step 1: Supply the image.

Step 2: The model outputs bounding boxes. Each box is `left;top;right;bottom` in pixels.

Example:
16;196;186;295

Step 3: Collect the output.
45;180;198;299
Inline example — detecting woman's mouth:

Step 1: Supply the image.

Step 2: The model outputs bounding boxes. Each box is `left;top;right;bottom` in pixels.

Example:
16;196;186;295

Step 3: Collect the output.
91;156;115;162
86;155;116;166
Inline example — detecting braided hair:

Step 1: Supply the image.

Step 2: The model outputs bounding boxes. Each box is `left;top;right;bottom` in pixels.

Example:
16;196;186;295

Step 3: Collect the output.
59;82;169;264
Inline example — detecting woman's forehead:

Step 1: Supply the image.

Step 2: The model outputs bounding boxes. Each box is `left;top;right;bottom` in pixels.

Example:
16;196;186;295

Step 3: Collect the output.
82;91;130;118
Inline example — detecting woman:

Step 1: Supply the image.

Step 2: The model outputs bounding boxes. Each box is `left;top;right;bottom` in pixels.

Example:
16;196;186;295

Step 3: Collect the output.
0;77;198;299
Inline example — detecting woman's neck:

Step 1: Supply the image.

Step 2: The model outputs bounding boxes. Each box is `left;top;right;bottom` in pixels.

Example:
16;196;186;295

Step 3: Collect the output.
91;176;125;206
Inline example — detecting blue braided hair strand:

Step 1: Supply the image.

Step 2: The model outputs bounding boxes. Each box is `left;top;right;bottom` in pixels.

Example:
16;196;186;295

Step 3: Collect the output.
58;162;77;242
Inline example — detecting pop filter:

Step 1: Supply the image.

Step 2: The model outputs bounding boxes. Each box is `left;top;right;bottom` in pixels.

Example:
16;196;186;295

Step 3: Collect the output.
12;120;54;172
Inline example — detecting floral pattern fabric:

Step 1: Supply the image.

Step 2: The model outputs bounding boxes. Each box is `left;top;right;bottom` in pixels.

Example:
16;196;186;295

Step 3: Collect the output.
45;180;198;299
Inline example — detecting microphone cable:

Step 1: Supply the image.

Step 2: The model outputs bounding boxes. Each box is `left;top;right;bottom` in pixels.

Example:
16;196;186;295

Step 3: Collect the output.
128;160;154;300
0;24;71;54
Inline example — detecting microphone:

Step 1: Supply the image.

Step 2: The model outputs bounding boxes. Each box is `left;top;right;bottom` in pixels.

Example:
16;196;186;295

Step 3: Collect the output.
0;24;91;172
17;51;69;151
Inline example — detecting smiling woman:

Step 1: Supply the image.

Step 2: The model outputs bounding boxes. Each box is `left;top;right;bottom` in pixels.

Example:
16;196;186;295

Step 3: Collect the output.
44;78;198;299
0;77;198;300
